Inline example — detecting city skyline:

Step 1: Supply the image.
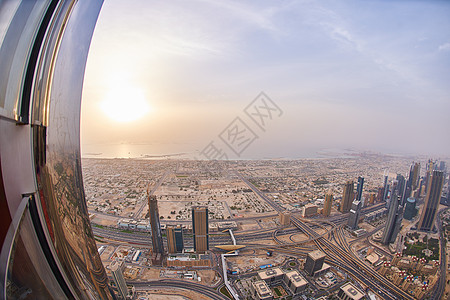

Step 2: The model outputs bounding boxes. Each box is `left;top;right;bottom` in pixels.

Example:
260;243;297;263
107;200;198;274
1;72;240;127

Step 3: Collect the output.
2;1;449;299
81;0;450;159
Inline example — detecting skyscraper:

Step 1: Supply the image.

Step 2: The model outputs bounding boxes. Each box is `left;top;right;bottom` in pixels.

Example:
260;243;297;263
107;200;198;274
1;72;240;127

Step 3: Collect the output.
192;206;209;253
383;174;389;201
304;250;326;276
148;194;164;254
381;192;403;245
424;160;435;194
403;198;417;220
348;200;362;230
356;176;364;202
280;211;291;225
167;225;184;254
323;191;333;217
396;174;406;204
409;162;420;191
418;170;444;231
110;259;128;299
447;184;450;203
340;181;354;213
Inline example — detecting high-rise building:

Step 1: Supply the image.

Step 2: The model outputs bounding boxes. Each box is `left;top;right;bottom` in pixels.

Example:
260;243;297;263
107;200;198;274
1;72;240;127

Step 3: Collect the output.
110;259;128;299
340;181;354;213
381;192;403;244
280;211;291;225
348;200;361;230
391;202;404;243
148;195;164;255
409;162;420;191
447;184;450;203
0;1;114;298
418;170;444;231
377;187;385;203
424;160;435;194
403;198;417;220
396;174;406;204
304;250;326;276
323;192;333;217
369;193;376;205
383;174;389;201
192;206;209;253
167;225;184;254
356;176;364;202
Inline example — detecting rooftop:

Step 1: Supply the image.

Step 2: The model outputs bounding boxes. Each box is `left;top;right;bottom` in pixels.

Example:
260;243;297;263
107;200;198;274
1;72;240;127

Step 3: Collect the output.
258;267;284;280
308;250;326;261
252;280;272;297
340;282;365;300
285;270;307;287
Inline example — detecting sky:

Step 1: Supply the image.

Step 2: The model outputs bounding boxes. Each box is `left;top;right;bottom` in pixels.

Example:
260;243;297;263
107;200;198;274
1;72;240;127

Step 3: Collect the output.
81;0;450;159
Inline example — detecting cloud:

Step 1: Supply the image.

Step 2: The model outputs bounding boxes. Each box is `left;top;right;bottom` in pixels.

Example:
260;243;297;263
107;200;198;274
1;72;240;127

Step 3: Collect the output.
438;42;450;51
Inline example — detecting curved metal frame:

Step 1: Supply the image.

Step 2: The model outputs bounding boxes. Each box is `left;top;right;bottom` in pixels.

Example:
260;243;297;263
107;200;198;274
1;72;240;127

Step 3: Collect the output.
0;1;112;298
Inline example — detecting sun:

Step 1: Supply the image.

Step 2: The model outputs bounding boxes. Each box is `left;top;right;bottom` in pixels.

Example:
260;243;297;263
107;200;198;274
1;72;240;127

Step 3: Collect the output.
100;85;151;122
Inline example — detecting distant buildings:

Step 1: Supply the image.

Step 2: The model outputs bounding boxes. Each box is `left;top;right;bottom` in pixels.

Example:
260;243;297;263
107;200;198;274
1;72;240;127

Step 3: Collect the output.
304;250;326;276
148;195;164;255
192;206;209;253
348;200;361;230
323;191;333;217
110;259;128;299
167;225;184;254
418;170;444;231
340;181;354;213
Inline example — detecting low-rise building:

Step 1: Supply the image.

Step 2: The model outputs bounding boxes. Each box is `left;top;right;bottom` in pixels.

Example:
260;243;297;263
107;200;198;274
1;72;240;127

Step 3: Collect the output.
252;280;273;300
397;259;410;270
337;282;365;300
166;253;211;268
284;270;307;294
258;267;284;283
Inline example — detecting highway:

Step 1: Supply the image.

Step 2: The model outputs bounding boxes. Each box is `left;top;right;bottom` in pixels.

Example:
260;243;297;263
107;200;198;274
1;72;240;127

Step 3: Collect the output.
237;170;415;300
134;170;171;219
93;225;320;248
130;279;228;300
95;168;418;299
291;216;415;300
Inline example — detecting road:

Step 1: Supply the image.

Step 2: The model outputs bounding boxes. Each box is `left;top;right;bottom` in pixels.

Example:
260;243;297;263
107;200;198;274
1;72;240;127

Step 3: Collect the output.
237;170;414;300
131;279;228;300
134;170;171;219
431;208;448;300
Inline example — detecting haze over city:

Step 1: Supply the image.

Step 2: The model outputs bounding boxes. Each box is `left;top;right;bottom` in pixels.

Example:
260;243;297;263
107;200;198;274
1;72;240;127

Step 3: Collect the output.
2;1;450;299
81;0;450;159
